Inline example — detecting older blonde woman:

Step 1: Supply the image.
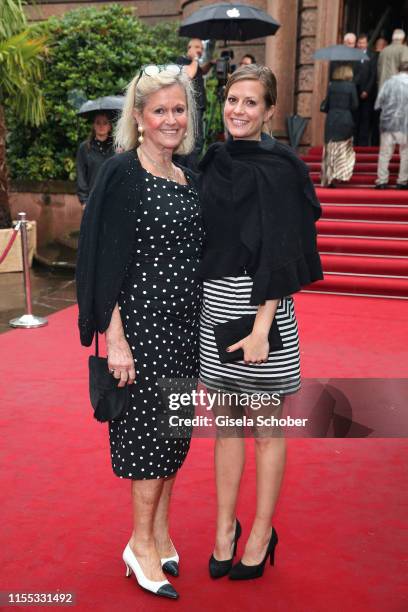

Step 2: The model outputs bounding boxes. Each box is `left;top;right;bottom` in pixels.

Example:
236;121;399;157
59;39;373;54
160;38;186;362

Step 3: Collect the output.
76;65;202;600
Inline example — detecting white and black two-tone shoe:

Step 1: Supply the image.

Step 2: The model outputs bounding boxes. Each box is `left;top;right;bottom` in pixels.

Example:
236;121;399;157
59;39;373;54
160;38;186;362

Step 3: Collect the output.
123;543;179;600
161;545;180;577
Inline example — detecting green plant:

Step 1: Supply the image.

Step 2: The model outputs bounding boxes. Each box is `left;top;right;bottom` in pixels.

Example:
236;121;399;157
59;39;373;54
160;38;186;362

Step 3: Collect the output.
6;5;187;181
0;0;47;227
203;77;225;151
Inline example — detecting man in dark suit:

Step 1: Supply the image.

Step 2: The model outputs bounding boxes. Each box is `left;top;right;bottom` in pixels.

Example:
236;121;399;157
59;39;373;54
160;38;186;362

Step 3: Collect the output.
354;33;376;146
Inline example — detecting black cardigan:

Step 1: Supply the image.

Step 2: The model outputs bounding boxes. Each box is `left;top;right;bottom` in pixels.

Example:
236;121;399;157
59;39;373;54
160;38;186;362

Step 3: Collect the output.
197;138;323;304
75;150;197;346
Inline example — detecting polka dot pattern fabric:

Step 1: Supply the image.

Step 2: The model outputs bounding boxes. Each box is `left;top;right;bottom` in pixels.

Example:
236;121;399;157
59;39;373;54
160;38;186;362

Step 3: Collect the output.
109;169;203;480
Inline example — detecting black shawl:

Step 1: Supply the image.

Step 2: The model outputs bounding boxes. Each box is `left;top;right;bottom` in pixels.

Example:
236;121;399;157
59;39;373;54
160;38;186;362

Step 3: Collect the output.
75;150;197;346
197;137;323;304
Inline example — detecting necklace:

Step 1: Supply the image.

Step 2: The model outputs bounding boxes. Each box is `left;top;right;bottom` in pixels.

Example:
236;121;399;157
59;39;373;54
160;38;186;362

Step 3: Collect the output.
138;147;178;182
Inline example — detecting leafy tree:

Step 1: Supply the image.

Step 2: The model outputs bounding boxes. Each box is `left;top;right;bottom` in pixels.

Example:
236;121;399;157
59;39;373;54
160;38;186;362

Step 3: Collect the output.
0;0;47;228
6;5;187;182
203;77;225;149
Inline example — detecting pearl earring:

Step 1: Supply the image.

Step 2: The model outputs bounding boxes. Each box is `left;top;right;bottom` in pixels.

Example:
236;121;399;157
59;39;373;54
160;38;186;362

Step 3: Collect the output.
137;125;144;144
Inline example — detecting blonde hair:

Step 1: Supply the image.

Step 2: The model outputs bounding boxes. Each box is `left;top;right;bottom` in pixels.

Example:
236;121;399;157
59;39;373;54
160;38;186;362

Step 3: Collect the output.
332;64;354;81
114;68;197;155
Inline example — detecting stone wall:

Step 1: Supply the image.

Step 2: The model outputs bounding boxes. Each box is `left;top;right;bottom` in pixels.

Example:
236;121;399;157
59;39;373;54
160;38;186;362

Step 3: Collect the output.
9;182;80;246
295;0;318;148
26;0;181;24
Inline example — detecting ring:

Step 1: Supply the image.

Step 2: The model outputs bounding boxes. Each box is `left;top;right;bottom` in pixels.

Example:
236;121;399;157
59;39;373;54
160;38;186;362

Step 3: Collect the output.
109;369;115;374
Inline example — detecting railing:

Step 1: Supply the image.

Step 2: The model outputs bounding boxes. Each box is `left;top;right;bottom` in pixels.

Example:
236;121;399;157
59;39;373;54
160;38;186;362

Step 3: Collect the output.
0;212;48;329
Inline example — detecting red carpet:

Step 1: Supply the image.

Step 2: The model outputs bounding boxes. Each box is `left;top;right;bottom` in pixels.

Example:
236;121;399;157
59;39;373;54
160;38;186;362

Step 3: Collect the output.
301;147;408;299
308;145;392;155
312;173;400;186
1;295;407;612
321;205;408;222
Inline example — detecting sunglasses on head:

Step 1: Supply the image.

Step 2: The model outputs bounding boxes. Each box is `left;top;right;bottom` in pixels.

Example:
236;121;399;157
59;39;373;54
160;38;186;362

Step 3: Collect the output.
136;64;182;86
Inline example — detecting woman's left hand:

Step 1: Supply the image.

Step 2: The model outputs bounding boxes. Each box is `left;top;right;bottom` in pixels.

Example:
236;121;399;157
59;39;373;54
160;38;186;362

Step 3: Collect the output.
227;332;269;364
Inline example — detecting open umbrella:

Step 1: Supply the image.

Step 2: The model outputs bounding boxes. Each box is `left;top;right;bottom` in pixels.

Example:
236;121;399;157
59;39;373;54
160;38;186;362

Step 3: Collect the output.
179;2;280;42
313;45;368;62
77;96;125;118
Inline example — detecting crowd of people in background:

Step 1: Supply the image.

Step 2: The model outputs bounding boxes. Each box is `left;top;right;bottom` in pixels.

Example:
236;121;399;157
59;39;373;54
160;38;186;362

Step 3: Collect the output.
75;29;408;201
321;28;408;188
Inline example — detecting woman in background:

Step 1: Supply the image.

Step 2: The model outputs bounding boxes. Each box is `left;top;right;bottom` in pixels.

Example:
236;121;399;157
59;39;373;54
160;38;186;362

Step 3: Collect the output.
320;65;359;187
76;111;114;207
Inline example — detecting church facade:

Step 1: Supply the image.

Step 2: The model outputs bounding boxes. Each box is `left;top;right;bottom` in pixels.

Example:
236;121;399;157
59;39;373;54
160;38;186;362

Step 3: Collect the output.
26;1;408;147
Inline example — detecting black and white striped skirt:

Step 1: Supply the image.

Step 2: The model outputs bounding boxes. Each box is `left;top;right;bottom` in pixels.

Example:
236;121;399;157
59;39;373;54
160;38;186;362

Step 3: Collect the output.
199;276;301;395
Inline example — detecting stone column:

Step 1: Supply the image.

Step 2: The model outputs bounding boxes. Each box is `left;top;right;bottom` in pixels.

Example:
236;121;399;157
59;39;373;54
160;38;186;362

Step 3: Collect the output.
310;0;342;145
264;0;298;138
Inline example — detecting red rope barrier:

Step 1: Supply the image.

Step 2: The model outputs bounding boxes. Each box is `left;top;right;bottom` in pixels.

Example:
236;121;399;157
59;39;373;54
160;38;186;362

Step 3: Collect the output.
0;222;21;264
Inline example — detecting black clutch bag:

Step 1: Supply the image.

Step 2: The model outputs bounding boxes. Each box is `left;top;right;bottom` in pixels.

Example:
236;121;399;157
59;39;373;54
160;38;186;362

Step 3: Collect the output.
213;314;283;364
88;334;130;422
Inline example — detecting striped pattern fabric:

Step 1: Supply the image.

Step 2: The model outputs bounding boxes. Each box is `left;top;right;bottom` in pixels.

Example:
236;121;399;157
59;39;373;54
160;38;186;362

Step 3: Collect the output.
199;276;301;395
321;138;355;186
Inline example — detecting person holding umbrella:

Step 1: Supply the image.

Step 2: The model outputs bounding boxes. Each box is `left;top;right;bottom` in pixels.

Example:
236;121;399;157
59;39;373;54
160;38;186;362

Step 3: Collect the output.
176;39;213;169
320;64;359;187
314;44;363;187
76;111;115;208
329;32;358;81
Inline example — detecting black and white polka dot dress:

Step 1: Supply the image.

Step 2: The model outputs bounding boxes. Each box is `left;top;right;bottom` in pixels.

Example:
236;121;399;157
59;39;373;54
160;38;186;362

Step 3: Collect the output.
109;168;203;480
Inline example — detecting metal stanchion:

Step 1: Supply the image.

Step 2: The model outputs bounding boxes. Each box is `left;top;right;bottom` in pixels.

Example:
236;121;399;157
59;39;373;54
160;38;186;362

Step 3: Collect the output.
9;212;48;329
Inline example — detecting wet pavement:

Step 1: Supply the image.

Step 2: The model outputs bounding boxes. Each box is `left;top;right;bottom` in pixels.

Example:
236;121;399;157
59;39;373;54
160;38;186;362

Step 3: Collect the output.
0;263;76;334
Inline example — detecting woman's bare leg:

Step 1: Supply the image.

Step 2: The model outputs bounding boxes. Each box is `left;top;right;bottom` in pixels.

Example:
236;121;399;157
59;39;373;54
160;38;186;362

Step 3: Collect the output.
213;436;246;559
240;435;286;564
128;478;167;581
153;474;177;558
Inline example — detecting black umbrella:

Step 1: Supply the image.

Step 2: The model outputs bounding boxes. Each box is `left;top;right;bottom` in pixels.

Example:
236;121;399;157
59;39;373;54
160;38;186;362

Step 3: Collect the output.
313;45;368;62
286;115;308;150
179;2;280;42
77;96;125;118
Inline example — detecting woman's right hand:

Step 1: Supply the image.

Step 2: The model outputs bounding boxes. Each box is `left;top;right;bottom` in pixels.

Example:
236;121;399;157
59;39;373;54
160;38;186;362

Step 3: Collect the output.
106;336;136;387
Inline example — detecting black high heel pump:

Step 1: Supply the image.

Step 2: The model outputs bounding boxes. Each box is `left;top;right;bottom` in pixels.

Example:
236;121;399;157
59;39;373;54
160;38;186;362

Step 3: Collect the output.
229;526;278;580
209;519;242;579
